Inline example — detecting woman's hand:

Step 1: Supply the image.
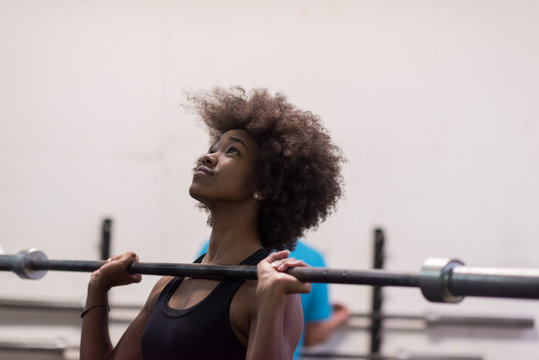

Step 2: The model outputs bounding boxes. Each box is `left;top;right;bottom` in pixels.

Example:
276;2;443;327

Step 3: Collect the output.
89;252;142;293
81;252;143;360
256;250;311;298
247;250;310;360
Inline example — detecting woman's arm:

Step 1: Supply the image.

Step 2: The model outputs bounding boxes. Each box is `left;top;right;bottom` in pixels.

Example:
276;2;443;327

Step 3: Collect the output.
80;252;141;359
246;251;311;360
80;252;171;360
108;276;172;360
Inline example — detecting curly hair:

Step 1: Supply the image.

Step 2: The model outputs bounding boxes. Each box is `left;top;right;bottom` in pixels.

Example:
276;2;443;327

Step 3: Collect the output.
189;87;345;251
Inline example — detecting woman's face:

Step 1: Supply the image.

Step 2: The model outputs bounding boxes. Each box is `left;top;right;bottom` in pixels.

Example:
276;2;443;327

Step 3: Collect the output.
189;129;259;206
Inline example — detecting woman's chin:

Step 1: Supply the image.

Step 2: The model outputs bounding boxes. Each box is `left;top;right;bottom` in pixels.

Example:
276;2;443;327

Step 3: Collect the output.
189;186;208;204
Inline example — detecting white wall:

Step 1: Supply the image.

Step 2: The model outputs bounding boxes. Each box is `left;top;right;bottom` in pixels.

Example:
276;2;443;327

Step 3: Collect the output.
1;0;538;359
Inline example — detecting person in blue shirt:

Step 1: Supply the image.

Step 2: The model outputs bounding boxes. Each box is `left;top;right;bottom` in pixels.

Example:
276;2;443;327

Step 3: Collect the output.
199;239;350;359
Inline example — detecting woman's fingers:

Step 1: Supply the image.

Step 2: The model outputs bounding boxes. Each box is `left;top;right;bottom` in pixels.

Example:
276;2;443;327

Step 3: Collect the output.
289;279;312;294
265;250;290;263
271;257;307;272
93;251;142;290
257;252;312;295
116;252;142;282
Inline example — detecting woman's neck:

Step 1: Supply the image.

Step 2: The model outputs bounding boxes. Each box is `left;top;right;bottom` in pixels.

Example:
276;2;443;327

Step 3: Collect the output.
203;205;263;265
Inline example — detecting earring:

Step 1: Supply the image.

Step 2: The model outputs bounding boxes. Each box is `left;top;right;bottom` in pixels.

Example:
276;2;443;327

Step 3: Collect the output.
253;192;261;200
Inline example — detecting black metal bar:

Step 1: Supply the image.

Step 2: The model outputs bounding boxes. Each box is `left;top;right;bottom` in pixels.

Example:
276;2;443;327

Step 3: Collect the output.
0;255;15;271
284;267;419;286
301;352;382;359
373;228;385;270
33;260;260;279
401;356;483;360
39;260;107;273
426;315;535;328
449;267;539;299
100;218;112;261
0;298;82;312
301;352;482;360
399;356;482;360
0;341;65;354
351;312;534;328
3;250;539;302
370;228;385;355
29;259;420;285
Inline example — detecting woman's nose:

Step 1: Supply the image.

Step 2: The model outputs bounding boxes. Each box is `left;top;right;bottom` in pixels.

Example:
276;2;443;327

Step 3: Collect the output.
201;152;217;166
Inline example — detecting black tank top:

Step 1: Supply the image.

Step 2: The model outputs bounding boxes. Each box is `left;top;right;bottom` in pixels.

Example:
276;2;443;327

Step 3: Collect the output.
141;248;269;360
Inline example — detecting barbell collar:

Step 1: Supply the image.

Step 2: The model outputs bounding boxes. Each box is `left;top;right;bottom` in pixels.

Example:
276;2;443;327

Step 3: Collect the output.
419;258;465;303
13;249;48;280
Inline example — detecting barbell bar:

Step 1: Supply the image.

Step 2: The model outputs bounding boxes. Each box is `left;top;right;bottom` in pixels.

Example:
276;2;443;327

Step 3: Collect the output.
2;249;539;303
350;312;534;328
299;352;483;360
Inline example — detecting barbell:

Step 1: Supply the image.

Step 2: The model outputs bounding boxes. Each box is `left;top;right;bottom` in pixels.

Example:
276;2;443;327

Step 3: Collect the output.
2;249;539;303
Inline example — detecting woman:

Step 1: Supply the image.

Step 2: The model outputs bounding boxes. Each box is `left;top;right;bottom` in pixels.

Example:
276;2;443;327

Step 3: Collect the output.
80;87;344;359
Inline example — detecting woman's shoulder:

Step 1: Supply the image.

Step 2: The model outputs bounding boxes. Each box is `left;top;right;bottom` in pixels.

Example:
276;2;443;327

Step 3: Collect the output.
142;276;175;312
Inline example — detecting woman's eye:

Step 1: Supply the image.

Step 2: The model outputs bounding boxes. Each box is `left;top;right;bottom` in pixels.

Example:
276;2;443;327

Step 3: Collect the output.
226;147;239;154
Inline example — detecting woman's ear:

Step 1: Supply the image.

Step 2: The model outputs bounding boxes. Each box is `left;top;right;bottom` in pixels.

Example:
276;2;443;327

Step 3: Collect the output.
253;191;265;200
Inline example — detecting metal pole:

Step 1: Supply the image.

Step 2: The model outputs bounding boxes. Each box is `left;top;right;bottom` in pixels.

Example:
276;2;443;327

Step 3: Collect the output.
100;218;112;261
2;249;539;303
370;228;385;355
449;267;539;299
350;312;534;328
300;352;483;360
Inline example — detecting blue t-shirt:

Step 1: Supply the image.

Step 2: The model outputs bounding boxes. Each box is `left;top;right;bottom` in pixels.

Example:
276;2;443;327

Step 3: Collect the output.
197;240;331;360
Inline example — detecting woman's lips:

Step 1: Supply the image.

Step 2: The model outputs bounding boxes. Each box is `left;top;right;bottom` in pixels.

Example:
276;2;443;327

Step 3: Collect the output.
194;165;214;176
